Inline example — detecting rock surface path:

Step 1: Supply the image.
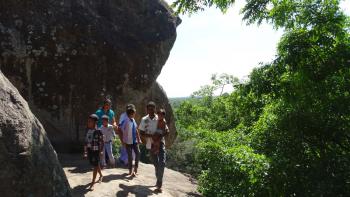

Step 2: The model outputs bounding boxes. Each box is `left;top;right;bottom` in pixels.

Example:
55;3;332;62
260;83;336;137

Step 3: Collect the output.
60;154;200;197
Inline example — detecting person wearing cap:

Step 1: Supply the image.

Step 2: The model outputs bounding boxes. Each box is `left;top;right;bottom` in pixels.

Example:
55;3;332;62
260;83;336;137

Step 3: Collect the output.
117;104;136;166
119;104;135;125
139;102;169;193
119;104;141;176
99;115;116;168
95;99;116;128
83;114;104;191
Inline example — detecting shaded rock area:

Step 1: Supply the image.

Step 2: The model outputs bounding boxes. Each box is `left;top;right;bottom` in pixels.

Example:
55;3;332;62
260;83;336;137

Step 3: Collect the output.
0;0;180;152
0;71;71;196
60;154;200;197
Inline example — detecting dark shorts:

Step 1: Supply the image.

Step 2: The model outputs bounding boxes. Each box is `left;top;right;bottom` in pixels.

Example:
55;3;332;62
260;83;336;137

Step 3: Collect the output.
88;150;100;167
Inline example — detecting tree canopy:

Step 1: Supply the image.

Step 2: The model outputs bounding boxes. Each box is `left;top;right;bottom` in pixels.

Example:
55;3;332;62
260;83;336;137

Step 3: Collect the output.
169;0;350;196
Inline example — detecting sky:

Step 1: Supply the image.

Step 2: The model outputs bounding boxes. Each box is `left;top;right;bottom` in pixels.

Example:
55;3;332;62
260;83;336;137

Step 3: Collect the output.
157;0;350;98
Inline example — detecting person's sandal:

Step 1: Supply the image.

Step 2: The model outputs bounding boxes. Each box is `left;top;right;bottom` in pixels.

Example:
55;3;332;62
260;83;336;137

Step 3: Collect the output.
98;176;103;183
154;188;162;193
88;184;94;191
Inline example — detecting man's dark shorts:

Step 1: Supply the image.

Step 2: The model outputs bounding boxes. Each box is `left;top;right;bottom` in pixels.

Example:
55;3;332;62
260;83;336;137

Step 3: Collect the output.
88;150;100;167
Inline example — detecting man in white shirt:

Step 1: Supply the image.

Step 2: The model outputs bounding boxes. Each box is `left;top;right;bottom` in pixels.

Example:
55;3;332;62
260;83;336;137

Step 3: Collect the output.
139;102;159;149
139;101;168;193
100;115;116;168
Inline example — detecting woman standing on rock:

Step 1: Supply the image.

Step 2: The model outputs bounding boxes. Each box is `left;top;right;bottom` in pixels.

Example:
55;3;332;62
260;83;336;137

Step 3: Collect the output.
95;98;117;128
83;114;104;191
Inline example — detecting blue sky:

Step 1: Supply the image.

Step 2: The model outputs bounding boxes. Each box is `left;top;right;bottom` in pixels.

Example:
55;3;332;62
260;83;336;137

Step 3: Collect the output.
158;0;350;98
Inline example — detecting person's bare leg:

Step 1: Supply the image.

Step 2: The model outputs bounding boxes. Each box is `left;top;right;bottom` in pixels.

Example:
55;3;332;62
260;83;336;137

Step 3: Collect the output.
126;145;133;175
88;167;98;190
97;165;103;183
133;144;140;176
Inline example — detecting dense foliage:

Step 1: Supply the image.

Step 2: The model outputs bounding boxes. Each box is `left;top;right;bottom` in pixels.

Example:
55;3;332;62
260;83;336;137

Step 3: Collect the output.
168;0;350;196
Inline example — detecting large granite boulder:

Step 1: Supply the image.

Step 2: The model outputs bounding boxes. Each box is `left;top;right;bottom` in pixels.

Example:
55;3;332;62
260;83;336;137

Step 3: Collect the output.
0;71;71;196
0;0;180;151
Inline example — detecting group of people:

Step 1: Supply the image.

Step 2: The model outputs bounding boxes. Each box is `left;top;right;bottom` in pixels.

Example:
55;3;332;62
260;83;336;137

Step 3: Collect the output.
83;99;169;193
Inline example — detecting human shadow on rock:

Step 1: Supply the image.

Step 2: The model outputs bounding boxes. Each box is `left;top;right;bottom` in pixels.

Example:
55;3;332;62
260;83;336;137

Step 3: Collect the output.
102;173;132;183
71;183;91;196
67;166;92;174
116;183;154;197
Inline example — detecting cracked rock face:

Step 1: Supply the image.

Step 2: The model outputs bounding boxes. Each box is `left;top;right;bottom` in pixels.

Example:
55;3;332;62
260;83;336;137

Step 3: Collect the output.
0;71;71;196
0;0;180;151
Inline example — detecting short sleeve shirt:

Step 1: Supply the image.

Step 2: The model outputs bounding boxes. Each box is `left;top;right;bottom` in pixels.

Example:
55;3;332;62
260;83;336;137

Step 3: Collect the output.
138;114;159;134
99;124;115;142
120;118;138;145
85;129;103;151
95;108;115;128
156;121;169;144
118;112;128;126
85;129;94;147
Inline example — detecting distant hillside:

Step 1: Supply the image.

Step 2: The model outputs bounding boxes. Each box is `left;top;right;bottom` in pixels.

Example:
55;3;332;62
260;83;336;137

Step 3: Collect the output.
169;97;196;108
169;97;205;109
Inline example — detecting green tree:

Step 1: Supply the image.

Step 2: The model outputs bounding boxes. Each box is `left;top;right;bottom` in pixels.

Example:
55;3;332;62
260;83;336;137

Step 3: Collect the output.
169;0;350;196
